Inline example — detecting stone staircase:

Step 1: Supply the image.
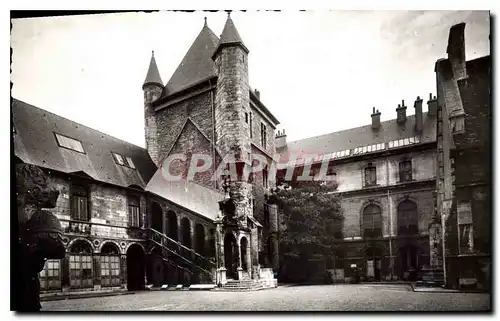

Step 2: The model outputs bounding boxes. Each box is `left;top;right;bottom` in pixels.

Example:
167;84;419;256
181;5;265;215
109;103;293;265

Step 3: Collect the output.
217;278;278;291
416;268;445;287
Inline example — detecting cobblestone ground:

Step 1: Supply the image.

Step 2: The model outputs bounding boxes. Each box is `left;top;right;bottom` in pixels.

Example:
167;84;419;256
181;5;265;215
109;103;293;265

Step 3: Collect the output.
41;284;491;312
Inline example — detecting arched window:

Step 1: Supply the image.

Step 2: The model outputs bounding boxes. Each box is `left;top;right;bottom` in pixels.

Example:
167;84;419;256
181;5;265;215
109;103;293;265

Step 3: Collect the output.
151;202;163;233
167;211;178;241
181;217;192;248
363;204;382;238
100;243;121;287
69;240;93;289
397;200;418;235
195;223;205;256
241;237;249;271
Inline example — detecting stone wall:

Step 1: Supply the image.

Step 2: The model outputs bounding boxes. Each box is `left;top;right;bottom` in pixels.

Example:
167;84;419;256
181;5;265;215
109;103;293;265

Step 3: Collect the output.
144;84;163;165
155;91;215;164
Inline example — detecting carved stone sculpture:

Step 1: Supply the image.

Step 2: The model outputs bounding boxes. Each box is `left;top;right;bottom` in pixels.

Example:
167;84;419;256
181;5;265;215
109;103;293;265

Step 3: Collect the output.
15;164;66;312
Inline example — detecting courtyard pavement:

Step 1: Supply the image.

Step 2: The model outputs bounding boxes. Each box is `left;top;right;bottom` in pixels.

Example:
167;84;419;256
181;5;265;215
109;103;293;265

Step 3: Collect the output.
41;283;491;312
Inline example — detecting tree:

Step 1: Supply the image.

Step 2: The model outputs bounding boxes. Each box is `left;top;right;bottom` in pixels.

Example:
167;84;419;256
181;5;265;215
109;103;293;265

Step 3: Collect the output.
268;180;343;282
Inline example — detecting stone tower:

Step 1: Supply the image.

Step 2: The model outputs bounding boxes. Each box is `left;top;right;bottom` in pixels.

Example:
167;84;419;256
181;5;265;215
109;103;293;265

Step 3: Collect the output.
142;50;164;166
212;13;262;281
212;13;253;221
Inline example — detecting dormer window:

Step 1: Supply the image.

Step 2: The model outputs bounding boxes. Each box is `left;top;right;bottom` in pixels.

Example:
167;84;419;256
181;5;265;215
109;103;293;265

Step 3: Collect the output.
55;133;85;153
112;152;135;169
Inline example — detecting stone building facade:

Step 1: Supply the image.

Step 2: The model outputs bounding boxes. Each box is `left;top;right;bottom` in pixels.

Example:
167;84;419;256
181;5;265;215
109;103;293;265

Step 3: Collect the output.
276;97;438;282
434;23;491;290
12;14;280;294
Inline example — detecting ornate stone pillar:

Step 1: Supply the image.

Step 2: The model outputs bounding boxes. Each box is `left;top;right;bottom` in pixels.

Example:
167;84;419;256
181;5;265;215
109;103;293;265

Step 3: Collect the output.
214;216;226;286
237;240;243;280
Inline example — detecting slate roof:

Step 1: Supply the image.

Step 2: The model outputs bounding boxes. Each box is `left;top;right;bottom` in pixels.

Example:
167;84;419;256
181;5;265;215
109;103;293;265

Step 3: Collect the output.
163;23;219;96
277;112;436;162
143;51;164;89
12;98;157;188
145;169;225;221
212;14;248;57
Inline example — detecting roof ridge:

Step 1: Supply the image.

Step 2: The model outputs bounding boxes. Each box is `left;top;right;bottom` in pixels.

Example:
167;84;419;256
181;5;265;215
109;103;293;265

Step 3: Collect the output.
12;98;148;151
287;112;428;145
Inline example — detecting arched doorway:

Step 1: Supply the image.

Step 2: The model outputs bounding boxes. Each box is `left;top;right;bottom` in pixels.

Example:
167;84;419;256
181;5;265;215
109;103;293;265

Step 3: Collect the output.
167;210;178;241
195;223;205;255
151;202;163;233
69;240;94;289
397;244;420;281
224;233;238;279
100;242;121;287
181;217;192;248
126;244;145;291
365;246;383;281
397;200;418;236
240;237;249;271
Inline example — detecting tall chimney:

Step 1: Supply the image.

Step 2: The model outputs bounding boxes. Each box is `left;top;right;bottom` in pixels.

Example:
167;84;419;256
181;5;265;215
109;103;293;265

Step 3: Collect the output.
427;93;438;117
276;129;287;148
414;96;423;133
371;107;381;130
396;99;407;124
447;22;467;80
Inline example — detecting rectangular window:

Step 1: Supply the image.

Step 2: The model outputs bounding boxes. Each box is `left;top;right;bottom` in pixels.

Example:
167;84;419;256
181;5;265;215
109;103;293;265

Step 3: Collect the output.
70;254;93;288
245;112;249;123
263;167;269;189
55;133;85;153
71;185;89;221
250;112;253;139
39;259;61;291
364;165;377;186
399;160;412;182
260;123;267;149
459;224;474;254
128;196;140;227
345;149;350;156
101;255;121;287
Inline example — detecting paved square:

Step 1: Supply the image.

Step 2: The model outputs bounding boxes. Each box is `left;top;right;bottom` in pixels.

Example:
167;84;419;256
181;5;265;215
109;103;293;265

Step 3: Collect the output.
41;284;491;311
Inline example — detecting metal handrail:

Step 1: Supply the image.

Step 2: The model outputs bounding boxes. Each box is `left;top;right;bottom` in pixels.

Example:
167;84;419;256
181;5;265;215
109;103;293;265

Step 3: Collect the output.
148;228;216;266
149;238;212;276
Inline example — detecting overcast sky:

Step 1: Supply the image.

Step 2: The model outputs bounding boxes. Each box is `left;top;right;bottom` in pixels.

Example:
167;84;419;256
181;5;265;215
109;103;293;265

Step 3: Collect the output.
11;10;490;147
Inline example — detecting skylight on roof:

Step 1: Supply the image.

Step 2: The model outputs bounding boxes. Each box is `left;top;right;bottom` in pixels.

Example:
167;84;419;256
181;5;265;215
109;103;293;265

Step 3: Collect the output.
54;133;85;153
126;157;136;169
112;152;135;169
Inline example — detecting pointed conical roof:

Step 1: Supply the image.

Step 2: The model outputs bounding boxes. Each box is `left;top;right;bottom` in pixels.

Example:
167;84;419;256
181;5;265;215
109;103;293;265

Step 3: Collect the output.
212;13;249;59
143;51;164;89
164;20;219;95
